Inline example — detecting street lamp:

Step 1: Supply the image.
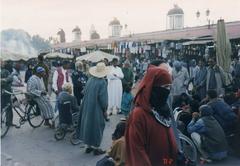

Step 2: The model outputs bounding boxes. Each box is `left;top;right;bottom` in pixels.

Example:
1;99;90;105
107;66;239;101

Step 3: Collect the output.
206;9;211;29
195;9;213;29
206;9;210;17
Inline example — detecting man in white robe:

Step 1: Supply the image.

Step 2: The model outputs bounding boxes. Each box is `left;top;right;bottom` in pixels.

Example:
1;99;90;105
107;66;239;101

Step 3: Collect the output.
107;58;124;115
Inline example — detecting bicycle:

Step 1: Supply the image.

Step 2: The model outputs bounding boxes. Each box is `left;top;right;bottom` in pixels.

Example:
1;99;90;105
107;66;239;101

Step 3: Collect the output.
1;89;44;138
179;132;198;166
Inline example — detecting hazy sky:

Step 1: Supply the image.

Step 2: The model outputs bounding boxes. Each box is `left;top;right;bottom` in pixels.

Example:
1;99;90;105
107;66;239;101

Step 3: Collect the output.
1;0;240;41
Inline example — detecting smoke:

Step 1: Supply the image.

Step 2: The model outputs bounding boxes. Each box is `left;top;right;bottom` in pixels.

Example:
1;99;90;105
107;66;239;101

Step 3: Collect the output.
0;29;50;58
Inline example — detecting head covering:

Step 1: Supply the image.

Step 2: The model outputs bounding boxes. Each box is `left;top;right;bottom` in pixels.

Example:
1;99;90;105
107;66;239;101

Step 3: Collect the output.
199;105;213;116
62;82;72;92
190;59;197;66
112;121;126;140
89;62;110;78
36;67;45;73
134;65;172;112
173;61;181;68
75;61;83;70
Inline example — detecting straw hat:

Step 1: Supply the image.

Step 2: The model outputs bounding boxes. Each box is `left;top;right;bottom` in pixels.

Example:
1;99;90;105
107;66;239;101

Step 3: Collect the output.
89;62;110;78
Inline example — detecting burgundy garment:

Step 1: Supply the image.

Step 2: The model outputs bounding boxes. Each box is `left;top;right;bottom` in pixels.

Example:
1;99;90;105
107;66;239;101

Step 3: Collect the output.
57;67;64;92
125;66;177;166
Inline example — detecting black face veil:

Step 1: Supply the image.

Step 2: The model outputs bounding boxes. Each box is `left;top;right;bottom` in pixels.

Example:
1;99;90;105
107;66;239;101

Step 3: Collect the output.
149;86;171;118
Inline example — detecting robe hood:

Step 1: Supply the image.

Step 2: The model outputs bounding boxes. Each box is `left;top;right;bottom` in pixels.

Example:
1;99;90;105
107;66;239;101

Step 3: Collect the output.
134;65;172;112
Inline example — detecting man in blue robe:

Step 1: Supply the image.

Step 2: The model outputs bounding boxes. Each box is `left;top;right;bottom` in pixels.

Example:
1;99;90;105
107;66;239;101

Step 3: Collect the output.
78;62;110;155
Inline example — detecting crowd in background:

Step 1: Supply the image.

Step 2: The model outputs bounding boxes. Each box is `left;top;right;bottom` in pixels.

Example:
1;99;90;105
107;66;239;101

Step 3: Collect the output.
1;52;240;165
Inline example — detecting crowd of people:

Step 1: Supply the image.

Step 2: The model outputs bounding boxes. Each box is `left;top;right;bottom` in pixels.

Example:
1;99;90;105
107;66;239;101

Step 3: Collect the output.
1;52;240;166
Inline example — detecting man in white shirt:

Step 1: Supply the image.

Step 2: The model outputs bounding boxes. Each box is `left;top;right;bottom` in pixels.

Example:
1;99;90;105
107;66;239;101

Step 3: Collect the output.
52;61;72;95
107;58;124;115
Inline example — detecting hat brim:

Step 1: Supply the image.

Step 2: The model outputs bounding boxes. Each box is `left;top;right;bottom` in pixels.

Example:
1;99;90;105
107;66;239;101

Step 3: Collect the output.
89;66;110;78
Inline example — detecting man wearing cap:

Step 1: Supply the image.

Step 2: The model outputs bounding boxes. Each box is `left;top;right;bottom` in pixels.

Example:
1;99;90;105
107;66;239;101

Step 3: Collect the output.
78;62;109;155
27;67;54;127
34;54;49;91
187;105;228;162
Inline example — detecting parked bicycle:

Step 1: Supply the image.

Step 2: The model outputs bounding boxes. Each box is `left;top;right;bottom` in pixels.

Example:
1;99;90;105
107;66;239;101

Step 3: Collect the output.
1;89;44;138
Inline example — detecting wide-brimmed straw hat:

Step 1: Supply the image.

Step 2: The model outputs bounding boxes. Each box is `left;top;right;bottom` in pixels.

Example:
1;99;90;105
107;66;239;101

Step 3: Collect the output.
89;62;110;78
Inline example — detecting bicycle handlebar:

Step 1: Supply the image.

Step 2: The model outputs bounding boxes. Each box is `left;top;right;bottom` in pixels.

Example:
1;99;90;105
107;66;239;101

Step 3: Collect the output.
3;90;27;95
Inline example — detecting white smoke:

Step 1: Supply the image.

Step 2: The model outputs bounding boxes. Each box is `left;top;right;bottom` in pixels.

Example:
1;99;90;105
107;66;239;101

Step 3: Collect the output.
0;29;46;58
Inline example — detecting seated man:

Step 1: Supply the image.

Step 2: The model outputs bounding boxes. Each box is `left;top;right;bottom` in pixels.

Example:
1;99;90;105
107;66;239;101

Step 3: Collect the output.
106;120;126;166
57;83;79;126
27;67;54;127
172;92;192;110
207;89;238;134
187;105;228;163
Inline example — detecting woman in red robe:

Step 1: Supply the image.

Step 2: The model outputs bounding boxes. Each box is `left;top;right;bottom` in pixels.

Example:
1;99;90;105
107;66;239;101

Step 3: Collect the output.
125;65;177;166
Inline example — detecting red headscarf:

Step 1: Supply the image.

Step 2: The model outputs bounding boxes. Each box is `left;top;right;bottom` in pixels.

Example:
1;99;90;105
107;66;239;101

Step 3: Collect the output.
134;65;172;112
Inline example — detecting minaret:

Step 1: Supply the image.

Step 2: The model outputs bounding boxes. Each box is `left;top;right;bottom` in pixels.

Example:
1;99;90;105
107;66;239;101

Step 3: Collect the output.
90;25;100;40
108;17;122;37
72;26;81;41
166;4;184;30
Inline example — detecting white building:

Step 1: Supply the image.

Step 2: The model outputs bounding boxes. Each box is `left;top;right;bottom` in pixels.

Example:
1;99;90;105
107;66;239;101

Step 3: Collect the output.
108;18;122;37
72;26;81;41
167;5;184;30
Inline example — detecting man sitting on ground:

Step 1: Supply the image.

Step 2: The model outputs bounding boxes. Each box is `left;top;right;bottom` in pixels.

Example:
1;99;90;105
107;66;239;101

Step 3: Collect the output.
207;89;238;134
187;105;228;163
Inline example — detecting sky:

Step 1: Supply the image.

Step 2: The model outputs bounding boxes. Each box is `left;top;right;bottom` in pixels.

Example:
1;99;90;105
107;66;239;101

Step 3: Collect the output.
1;0;240;42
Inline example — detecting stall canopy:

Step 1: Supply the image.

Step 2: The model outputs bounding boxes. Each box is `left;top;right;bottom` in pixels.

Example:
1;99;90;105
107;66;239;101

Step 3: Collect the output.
182;40;213;46
216;19;232;85
0;49;36;61
76;50;119;62
44;52;74;59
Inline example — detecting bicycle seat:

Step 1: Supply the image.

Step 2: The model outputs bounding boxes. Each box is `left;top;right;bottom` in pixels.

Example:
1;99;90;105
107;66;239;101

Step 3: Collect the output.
25;93;37;105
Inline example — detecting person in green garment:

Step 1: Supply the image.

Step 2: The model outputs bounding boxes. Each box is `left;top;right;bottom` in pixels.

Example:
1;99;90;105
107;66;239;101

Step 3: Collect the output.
121;60;134;93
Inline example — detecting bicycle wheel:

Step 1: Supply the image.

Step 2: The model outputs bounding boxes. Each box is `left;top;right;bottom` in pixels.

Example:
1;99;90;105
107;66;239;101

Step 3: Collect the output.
179;133;198;165
1;107;10;138
70;131;82;145
27;104;44;128
54;127;66;141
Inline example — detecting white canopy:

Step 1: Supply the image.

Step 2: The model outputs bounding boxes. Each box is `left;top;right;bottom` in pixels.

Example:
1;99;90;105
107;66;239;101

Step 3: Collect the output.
76;50;119;63
0;50;36;61
44;52;74;59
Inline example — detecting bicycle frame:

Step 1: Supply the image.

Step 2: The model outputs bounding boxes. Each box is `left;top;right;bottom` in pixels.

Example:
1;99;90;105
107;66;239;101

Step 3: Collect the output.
4;90;29;127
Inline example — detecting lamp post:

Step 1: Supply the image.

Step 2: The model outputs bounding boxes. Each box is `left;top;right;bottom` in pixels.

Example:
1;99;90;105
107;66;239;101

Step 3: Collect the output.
206;9;211;29
196;10;200;26
196;9;213;29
